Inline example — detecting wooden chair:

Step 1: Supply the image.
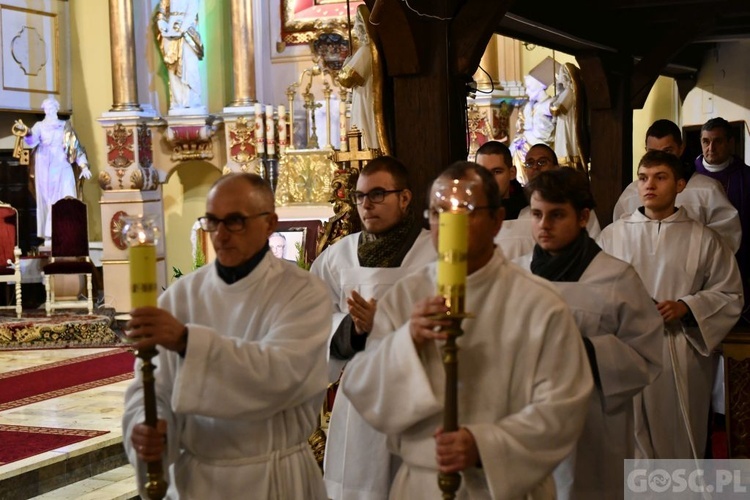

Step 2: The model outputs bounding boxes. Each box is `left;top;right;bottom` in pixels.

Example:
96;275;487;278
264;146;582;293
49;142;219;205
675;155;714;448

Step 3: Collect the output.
42;197;95;316
0;201;22;317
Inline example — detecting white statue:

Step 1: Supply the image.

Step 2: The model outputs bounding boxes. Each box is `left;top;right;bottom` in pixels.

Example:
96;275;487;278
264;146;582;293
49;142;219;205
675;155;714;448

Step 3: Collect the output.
24;97;91;245
551;62;588;171
510;57;557;184
155;0;204;111
338;5;379;150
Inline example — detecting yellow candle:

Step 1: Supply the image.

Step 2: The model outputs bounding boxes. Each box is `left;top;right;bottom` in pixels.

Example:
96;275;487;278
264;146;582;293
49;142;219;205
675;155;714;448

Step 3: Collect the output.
129;244;158;308
437;211;468;314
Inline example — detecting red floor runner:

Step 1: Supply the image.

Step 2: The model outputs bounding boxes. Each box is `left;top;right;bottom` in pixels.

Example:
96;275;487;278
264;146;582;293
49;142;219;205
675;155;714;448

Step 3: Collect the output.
0;424;109;465
0;349;135;411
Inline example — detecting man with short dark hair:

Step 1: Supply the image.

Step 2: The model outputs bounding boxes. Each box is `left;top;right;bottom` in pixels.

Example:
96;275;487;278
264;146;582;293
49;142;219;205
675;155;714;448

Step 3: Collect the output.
475;140;527;220
598;151;742;459
613;119;740;253
495;143;601;260
694;117;750;324
517;168;662;498
123;173;331;498
311;155;436;499
342;161;592;498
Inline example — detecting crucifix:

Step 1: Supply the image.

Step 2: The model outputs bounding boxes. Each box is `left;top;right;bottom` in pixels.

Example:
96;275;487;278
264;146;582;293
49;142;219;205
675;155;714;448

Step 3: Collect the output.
316;127;381;256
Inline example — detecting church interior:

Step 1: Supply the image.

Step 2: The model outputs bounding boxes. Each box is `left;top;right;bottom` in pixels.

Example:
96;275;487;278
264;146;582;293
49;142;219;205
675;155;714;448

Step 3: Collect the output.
1;0;749;498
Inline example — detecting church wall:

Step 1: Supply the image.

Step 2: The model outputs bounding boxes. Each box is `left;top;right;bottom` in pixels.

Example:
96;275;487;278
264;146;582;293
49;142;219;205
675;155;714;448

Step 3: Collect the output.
630;77;680;181
70;0;112;243
163;163;221;278
56;6;750;286
683;40;750;165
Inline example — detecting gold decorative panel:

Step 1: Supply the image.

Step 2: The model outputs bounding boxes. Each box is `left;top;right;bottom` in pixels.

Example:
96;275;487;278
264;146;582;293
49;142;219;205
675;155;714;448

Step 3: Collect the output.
275;150;337;205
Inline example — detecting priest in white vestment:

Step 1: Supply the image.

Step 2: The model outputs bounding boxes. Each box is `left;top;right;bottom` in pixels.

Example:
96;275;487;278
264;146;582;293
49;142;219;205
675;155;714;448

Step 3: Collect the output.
515;168;663;499
612;119;740;253
343;162;593;499
598;151;742;459
311;157;436;500
122;173;331;499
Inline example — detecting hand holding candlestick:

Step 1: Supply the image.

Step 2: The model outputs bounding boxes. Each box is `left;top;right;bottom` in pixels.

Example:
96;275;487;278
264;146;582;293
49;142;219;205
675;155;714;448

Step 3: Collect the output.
122;214;168;500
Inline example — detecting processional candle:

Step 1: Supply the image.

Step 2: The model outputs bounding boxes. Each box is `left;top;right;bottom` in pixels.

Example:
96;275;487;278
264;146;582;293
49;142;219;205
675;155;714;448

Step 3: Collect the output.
438;210;468;316
433;179;475;316
124;215;160;309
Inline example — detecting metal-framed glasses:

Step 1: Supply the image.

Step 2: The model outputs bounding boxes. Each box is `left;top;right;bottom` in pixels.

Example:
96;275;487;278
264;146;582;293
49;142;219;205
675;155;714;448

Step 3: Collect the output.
350;188;404;205
523;158;552;170
197;212;270;232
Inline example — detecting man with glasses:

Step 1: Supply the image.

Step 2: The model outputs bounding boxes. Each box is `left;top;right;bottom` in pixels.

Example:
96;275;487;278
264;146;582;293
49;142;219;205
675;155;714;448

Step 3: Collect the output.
123;172;332;499
342;161;592;498
311;155;435;500
494;143;601;260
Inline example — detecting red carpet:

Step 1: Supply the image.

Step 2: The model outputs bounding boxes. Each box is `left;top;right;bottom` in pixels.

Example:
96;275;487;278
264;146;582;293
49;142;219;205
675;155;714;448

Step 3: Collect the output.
0;349;135;411
0;425;109;465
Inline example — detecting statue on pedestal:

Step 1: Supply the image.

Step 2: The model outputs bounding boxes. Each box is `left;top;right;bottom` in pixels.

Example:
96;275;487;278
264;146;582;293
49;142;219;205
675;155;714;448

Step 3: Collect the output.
155;0;205;111
337;4;388;152
551;62;589;171
23;97;91;245
510;57;558;184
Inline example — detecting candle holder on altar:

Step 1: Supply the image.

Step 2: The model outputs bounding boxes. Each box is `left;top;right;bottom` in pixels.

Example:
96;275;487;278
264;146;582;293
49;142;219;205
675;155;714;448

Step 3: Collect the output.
122;214;167;500
430;178;477;500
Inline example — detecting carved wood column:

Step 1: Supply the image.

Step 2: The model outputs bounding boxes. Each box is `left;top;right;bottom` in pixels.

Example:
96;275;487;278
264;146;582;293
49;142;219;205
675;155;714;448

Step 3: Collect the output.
723;327;750;458
577;53;633;228
108;0;141;112
365;0;510;216
228;0;256;107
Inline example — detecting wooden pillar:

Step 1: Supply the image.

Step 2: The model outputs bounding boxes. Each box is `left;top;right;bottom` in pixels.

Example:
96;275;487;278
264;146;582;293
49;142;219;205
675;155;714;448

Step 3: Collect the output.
723;326;750;458
577;53;633;228
108;0;141;112
366;0;511;216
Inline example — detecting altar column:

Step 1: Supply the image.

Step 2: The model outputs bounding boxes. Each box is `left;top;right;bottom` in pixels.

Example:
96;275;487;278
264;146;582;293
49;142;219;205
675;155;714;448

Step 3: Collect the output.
467;35;524;159
108;0;141;112
228;0;257;107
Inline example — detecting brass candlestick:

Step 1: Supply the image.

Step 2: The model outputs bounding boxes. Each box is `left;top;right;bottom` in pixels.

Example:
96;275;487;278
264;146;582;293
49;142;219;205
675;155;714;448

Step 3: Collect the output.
437;314;467;500
431;179;476;499
123;214;167;500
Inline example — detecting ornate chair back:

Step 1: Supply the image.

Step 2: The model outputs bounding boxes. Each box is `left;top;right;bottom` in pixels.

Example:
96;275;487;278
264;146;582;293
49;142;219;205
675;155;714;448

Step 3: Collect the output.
0;201;22;317
42;197;95;315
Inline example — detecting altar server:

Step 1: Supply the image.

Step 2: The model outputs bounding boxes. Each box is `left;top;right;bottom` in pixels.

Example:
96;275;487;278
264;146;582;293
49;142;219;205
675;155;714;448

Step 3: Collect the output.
122;173;331;499
598;150;742;459
612;119;740;253
342;161;593;499
311;155;436;500
516;168;662;499
494;143;600;260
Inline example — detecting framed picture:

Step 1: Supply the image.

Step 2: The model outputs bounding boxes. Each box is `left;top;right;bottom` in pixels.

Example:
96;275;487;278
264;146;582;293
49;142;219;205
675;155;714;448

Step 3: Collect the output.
274;219;324;266
280;0;362;45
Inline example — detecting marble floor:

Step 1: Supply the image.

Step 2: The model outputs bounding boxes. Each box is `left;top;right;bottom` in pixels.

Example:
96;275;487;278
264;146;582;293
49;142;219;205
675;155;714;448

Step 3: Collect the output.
0;348;136;498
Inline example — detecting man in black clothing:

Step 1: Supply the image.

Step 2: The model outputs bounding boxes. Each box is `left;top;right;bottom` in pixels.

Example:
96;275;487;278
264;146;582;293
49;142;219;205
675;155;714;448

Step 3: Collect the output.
476;141;528;220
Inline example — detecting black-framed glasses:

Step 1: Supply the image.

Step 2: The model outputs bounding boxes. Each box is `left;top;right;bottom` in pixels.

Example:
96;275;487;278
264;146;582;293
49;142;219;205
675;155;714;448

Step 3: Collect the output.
350;188;404;205
197;212;270;232
523;158;552;170
423;206;495;223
